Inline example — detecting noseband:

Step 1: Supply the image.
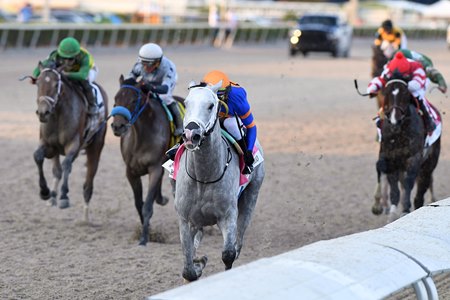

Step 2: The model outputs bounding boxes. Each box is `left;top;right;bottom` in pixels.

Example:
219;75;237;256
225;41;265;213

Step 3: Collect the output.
37;68;62;112
110;84;148;125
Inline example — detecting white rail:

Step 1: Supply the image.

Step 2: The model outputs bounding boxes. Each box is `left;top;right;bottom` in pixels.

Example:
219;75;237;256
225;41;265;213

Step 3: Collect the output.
147;198;450;300
0;23;290;50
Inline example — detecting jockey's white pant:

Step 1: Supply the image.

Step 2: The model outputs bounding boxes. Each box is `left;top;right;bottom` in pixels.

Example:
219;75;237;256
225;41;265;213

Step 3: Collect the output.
223;117;244;141
87;65;98;84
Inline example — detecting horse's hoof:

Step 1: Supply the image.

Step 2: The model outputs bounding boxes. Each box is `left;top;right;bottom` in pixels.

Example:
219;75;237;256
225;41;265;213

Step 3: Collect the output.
40;189;51;200
156;196;169;206
47;198;57;207
59;198;70;209
138;237;147;246
372;204;383;215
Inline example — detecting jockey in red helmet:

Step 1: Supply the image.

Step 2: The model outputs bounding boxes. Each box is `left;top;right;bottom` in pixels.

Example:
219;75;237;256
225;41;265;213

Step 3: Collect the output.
367;51;435;133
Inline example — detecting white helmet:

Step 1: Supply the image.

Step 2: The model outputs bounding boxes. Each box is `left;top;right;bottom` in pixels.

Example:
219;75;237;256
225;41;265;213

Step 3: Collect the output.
138;43;163;64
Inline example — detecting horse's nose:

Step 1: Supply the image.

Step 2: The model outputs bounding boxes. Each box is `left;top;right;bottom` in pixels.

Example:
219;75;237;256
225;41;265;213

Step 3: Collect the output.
185;122;200;131
192;133;201;143
111;122;126;136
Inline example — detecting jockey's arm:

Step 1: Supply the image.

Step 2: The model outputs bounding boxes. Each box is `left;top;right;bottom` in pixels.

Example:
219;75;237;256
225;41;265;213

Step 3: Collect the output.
65;55;91;81
233;88;257;151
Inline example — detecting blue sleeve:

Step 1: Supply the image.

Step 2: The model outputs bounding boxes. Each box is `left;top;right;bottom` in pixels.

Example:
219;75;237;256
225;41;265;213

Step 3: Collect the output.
229;87;257;151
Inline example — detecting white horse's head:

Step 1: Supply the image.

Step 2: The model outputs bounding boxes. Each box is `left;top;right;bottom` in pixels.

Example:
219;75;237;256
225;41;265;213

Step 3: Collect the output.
182;80;222;151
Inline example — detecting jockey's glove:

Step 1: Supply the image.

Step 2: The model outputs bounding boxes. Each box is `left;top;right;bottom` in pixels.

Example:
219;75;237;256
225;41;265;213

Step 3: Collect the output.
243;150;254;167
30;77;36;85
366;84;378;96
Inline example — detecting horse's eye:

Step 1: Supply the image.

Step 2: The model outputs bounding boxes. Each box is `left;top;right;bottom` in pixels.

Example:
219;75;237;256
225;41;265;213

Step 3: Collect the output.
208;104;214;111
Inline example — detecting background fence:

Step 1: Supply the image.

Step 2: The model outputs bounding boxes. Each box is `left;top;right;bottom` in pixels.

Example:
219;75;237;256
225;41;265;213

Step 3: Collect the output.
1;23;447;50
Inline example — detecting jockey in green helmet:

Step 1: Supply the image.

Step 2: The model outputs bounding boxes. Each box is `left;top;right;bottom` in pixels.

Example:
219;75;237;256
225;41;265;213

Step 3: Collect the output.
32;37;98;115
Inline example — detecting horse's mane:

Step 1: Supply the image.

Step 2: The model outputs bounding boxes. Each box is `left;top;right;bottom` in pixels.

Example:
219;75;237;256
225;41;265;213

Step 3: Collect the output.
122;77;138;86
189;82;207;90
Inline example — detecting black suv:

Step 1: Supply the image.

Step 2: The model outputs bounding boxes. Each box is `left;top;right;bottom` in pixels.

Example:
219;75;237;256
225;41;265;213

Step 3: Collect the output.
289;13;353;58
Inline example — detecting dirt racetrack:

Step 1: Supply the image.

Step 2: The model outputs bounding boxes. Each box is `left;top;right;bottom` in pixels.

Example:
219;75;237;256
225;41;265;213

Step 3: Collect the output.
1;38;449;299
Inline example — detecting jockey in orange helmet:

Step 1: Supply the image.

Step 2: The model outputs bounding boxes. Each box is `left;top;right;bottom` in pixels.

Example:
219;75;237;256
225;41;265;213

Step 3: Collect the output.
203;70;257;174
367;51;435;132
374;19;405;50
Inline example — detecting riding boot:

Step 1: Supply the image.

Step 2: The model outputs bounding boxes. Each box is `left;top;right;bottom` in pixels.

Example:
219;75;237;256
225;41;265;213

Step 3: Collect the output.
81;80;98;116
165;143;180;160
236;139;254;174
418;99;436;133
169;102;183;136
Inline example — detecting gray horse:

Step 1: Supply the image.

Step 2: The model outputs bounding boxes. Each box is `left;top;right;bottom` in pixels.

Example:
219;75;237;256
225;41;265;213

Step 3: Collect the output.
174;81;265;281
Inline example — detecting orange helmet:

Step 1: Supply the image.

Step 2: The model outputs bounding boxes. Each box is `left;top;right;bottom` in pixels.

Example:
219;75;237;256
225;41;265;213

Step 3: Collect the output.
202;70;230;89
388;51;410;74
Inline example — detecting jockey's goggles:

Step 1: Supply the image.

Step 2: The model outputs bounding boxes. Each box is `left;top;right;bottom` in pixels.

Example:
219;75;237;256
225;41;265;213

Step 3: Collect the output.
217;88;227;100
140;58;161;67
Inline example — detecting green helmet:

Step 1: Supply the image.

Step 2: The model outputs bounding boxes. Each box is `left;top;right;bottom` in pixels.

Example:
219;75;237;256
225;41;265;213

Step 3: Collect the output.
57;37;80;58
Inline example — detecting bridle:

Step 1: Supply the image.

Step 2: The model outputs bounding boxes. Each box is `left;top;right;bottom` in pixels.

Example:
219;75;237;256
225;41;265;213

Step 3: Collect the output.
110;84;149;125
183;86;232;184
37;68;62;112
384;79;411;120
183;86;228;150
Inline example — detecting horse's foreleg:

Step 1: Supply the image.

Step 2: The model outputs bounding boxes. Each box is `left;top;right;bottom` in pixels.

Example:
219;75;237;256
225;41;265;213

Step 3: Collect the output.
372;168;383;215
179;220;204;282
33;146;51;201
402;161;420;214
49;156;62;207
387;173;400;223
218;211;238;270
139;167;163;246
59;147;79;209
126;169;143;223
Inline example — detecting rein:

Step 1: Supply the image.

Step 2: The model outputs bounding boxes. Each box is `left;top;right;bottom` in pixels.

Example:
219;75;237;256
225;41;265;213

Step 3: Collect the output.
185;135;232;184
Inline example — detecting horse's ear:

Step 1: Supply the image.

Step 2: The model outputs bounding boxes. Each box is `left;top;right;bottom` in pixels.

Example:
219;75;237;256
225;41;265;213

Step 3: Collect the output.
119;74;124;85
56;64;65;72
210;80;222;94
38;61;44;70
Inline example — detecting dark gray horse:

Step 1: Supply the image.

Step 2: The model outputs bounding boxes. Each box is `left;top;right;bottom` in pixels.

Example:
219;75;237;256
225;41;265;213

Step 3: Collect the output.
373;78;441;222
110;75;182;245
174;81;265;281
33;64;108;222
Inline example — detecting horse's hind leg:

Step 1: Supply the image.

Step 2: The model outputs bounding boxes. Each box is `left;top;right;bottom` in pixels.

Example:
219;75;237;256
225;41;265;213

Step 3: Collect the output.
154;169;169;206
59;143;80;209
139;167;165;246
414;174;431;210
83;136;106;222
